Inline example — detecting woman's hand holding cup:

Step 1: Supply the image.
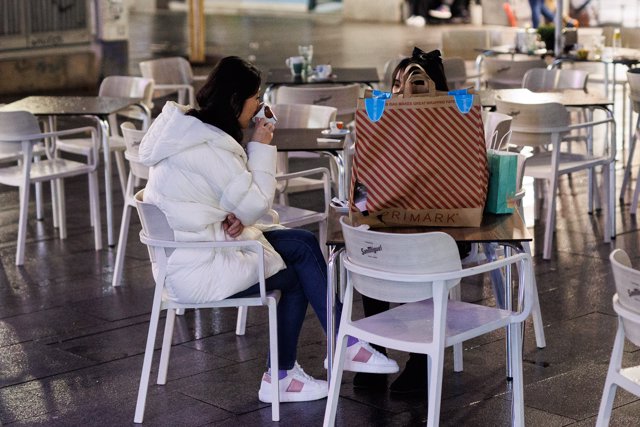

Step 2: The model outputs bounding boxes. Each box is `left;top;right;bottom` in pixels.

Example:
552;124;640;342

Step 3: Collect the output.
252;118;275;145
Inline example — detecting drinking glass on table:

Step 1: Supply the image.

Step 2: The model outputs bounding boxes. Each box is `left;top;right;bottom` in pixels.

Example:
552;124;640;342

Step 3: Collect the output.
298;44;313;73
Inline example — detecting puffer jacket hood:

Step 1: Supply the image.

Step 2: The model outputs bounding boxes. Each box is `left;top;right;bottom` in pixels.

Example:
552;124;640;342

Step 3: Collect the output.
139;101;246;166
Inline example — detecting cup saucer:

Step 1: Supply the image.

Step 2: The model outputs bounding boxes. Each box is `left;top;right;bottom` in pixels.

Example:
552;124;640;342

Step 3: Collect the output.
321;129;349;136
310;74;334;82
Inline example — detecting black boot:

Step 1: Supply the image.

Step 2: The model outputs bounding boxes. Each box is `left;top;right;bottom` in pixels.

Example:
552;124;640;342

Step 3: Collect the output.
389;353;428;394
353;372;388;390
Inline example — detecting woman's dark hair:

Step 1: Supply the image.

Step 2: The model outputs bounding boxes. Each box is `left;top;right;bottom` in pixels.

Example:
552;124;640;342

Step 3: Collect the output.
391;48;449;92
187;56;261;142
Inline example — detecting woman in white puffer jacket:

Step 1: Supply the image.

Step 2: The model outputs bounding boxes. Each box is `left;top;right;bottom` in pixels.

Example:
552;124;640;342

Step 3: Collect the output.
138;56;398;404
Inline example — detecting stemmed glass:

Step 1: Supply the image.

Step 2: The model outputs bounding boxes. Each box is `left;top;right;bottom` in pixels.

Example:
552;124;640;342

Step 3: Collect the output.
298;45;313;73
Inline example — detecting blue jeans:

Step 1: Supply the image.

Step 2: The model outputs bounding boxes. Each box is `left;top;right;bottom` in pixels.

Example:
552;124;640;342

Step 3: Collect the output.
231;229;330;370
529;0;555;28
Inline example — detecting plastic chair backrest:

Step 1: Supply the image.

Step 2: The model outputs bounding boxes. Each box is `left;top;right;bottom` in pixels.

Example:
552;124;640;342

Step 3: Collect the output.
271;104;337;129
99;76;155;110
522;68;589;92
134;189;174;242
627;69;640;113
139;56;196;102
273;84;360;123
442;29;492;60
484;56;546;89
340;217;462;303
139;57;194;85
0;110;42;153
621;27;640;48
381;57;403;91
121;122;149;180
495;99;570;147
610;249;640;346
442;57;468;90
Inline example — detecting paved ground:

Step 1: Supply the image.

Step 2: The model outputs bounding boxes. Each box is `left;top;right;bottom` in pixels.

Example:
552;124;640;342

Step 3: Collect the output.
1;8;640;427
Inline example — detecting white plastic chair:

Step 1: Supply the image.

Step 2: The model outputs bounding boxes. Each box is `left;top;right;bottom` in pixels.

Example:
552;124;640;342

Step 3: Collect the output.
272;83;360;124
625;70;640;211
0;110;102;265
270;103;338;200
139;56;208;106
443;56;481;90
522;68;589;92
484;56;546;89
0;120;47;221
56;76;154;196
323;217;533;427
271;166;331;259
496;98;616;259
133;189;281;423
596;249;640;426
463;111;546;350
111;122;148;287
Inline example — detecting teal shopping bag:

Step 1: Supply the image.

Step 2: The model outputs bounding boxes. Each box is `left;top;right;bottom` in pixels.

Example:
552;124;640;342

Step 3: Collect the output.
484;150;518;214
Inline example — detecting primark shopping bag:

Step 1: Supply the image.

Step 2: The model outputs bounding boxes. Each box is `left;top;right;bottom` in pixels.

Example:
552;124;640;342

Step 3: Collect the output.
484;149;518;214
350;76;488;228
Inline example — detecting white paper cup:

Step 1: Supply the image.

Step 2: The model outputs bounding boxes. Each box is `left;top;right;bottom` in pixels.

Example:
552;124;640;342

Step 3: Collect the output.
253;103;278;125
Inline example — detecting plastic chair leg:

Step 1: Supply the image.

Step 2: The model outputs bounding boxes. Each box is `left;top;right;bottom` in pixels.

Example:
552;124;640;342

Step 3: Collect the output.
112;204;132;286
448;285;464;372
521;241;546;348
235;306;248;335
57;178;67;240
134;296;163;423
509;322;525;427
267;298;280;421
89;172;103;251
157;308;177;385
542;175;559;260
34;182;43;220
631;125;640;214
426;286;447;427
114;151;128;198
15;181;31;266
323;333;349;427
596;324;625;427
621;120;639;201
426;349;445;427
319;221;328;260
112;175;135;287
632;163;640;215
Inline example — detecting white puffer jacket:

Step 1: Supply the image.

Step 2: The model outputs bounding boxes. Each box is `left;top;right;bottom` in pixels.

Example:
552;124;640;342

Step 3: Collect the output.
139;102;286;303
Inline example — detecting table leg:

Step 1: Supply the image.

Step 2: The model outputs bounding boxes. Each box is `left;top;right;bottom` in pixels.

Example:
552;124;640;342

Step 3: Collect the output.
326;245;344;385
504;245;513;379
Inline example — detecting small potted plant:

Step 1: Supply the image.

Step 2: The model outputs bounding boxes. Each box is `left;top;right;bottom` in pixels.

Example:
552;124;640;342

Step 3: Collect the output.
537;24;555;51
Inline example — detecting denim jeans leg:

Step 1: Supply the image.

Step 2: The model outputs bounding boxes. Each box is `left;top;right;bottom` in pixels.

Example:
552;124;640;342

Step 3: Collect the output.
231;228;329;370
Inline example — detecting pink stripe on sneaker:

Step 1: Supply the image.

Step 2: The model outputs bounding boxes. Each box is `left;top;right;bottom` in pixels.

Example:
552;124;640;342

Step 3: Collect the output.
262;373;271;384
352;346;372;363
286;378;305;393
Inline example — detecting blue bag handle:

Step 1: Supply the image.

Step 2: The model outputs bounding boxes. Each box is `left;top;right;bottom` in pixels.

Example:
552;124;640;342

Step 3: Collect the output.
364;90;392;122
448;89;474;114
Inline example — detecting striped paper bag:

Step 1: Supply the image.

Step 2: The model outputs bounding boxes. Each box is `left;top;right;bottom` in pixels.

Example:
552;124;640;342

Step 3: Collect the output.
350;92;488;228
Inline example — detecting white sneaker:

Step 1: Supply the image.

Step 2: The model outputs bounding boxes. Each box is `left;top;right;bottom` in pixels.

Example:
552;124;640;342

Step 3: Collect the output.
429;5;452;19
405;15;426;27
324;341;400;374
258;362;328;403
